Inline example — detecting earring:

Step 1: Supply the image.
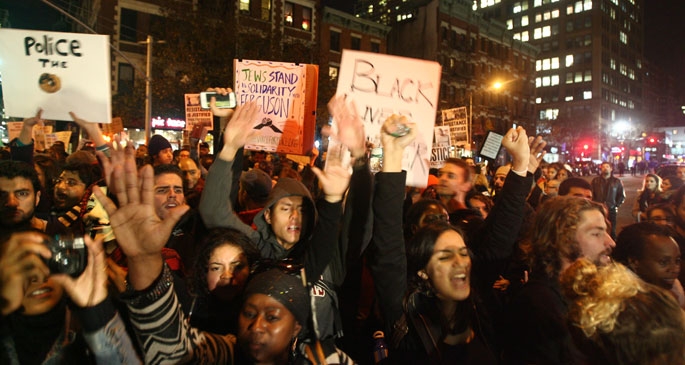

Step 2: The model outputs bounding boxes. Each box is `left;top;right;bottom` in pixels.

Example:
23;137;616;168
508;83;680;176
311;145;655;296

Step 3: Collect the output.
291;336;298;357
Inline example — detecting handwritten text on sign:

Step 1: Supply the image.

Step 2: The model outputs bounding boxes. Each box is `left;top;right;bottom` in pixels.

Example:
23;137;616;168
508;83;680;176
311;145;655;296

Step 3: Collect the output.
237;68;301;119
336;50;441;187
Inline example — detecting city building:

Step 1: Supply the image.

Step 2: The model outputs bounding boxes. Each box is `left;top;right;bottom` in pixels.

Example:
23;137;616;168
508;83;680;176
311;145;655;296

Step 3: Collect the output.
356;0;539;154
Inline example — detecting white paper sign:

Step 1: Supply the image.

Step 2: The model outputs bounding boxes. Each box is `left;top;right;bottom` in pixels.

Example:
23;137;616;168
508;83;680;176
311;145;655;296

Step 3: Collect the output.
0;29;112;123
336;50;441;187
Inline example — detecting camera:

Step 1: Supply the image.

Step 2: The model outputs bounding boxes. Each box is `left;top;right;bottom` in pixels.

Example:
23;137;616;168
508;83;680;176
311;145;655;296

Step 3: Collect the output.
43;234;87;277
200;91;237;109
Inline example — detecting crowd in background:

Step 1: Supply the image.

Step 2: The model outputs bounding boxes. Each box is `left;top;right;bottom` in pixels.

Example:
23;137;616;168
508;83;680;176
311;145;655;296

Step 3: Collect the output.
2;97;685;364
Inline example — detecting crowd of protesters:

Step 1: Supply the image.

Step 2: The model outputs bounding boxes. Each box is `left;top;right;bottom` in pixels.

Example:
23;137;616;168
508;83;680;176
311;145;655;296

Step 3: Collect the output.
2;94;685;365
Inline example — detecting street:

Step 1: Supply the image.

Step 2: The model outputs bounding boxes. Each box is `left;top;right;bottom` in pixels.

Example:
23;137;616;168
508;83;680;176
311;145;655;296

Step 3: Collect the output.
582;173;644;234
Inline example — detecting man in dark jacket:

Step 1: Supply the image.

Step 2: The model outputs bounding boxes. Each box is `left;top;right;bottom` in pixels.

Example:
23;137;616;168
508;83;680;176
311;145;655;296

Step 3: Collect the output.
591;162;625;238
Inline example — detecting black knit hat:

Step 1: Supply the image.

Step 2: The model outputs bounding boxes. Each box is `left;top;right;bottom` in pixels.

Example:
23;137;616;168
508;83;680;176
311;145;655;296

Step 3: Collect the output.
148;135;172;157
243;268;310;326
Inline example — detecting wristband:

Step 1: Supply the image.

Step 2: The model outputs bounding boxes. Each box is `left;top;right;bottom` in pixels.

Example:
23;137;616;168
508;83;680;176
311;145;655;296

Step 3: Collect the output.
123;263;173;307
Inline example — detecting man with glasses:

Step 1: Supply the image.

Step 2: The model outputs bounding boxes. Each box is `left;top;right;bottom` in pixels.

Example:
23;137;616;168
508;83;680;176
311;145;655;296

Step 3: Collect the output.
50;161;102;236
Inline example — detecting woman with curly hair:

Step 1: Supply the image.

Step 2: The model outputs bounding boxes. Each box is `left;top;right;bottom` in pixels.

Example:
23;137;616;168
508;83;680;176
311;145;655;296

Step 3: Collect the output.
560;258;685;365
188;228;261;335
632;173;664;222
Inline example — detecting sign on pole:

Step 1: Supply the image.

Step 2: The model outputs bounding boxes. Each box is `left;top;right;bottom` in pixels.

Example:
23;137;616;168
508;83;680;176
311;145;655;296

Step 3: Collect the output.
0;29;111;123
335;50;441;187
431;126;451;168
184;94;214;131
442;107;469;149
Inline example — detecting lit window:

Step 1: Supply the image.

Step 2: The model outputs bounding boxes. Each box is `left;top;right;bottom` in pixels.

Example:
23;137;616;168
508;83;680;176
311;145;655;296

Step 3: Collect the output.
610;8;615;19
535;13;542;22
566;72;573;84
536;97;542;103
240;0;250;12
301;7;311;31
552;9;559;18
329;66;338;80
551;75;559;85
521;31;529;41
567;6;573;15
575;1;582;13
522;15;529;26
507;19;513;29
542;25;551;37
536;60;542;71
583;0;592;10
514;32;521;40
543;76;550;86
583;91;592;99
565;96;574;101
513;2;522;13
543;59;550;70
284;2;293;26
534;27;542;39
551;57;559;69
536;77;542;87
610;58;616;70
534;0;542;7
619;31;627;44
584;70;592;81
543;11;551;20
566;54;574;67
575;71;583;82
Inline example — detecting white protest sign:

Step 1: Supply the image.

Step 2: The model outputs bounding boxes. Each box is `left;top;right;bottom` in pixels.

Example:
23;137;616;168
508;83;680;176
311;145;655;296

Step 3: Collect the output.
336;50;441;187
431;126;451;169
0;29;111;123
442;107;469;148
234;59;318;155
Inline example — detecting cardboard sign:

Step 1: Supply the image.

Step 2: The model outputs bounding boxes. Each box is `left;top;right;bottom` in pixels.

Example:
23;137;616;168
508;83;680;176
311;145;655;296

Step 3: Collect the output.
0;29;111;123
335;50;441;187
185;93;214;131
234;59;318;155
7;122;24;141
102;117;124;135
45;131;72;149
430;126;451;169
442;107;469;148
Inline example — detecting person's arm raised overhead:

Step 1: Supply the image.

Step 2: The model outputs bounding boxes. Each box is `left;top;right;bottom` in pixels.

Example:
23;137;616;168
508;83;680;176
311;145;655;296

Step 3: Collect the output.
94;138;188;290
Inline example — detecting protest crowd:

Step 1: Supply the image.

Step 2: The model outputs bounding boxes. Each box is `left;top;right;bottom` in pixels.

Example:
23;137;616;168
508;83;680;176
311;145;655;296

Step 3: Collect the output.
2;35;685;363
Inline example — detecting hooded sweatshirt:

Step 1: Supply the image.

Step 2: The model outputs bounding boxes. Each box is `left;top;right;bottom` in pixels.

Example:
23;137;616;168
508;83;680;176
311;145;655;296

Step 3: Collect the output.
199;158;344;347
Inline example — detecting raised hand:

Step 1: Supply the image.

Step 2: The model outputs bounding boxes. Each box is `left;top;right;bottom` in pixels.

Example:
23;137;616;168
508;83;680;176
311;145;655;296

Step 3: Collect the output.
527;135;547;174
70;111;107;148
312;164;352;203
95;141;189;290
327;95;366;158
207;87;236;119
51;236;108;308
501;126;530;173
18;109;44;145
218;101;260;161
380;115;416;173
0;232;51;315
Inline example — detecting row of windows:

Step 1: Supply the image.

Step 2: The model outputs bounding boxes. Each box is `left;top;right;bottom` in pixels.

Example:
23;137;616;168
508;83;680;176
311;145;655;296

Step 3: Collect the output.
535;89;591;105
329;31;381;53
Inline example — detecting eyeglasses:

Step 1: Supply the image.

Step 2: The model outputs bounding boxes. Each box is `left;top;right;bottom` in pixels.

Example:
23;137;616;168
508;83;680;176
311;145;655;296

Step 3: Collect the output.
53;177;85;187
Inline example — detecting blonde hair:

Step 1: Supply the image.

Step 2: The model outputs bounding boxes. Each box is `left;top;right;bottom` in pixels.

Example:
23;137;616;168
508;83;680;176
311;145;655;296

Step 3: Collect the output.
561;259;685;364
